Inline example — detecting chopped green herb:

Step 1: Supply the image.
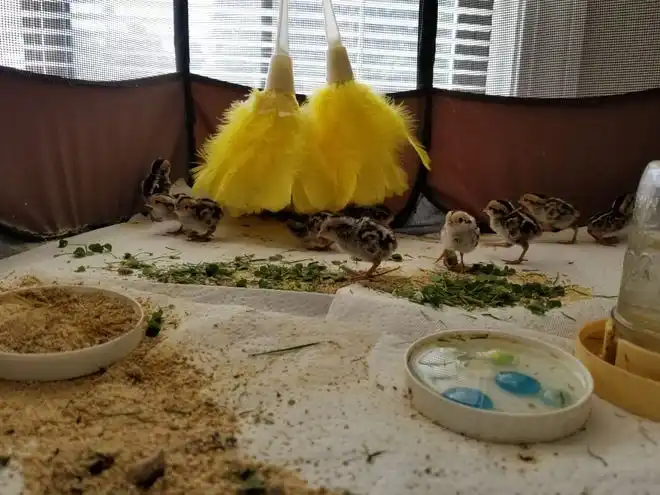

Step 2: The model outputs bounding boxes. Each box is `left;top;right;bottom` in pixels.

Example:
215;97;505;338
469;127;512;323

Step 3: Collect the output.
58;239;68;248
73;247;87;258
107;252;569;315
402;272;565;315
87;243;104;253
390;253;403;262
146;308;164;337
468;262;515;277
103;243;113;252
74;265;86;273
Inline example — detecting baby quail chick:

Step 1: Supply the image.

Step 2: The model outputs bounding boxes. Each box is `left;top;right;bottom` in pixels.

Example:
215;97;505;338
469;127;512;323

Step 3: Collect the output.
145;193;178;223
518;193;580;244
614;192;636;218
483;199;542;264
437;210;480;272
174;195;223;241
318;216;398;278
587;193;635;246
340;204;394;226
141;158;173;218
285;212;335;251
141;158;172;200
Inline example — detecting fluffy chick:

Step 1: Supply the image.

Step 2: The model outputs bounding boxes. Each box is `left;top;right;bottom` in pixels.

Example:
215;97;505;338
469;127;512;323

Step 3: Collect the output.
141;158;172;200
340;204;394;226
318;216;398;277
587;193;635;246
437;210;480;272
613;192;635;217
141;158;173;219
483;199;542;264
174;195;224;241
145;193;178;224
519;193;580;244
285;212;335;251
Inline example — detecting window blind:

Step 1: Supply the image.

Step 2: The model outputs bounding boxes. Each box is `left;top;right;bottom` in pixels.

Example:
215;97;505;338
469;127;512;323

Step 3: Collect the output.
433;0;493;93
0;0;175;81
189;0;420;94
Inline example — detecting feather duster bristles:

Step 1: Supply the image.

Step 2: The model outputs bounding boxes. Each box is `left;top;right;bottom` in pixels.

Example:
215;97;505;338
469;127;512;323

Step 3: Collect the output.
192;89;304;217
303;80;429;207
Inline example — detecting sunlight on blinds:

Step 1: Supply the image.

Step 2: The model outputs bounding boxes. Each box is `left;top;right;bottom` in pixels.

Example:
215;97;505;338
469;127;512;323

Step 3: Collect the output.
0;0;175;81
433;0;492;93
189;0;419;94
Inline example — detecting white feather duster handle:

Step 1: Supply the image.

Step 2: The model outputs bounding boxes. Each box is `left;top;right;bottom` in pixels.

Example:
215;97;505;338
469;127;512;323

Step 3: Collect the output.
321;0;341;46
266;0;294;93
275;0;290;55
321;0;354;84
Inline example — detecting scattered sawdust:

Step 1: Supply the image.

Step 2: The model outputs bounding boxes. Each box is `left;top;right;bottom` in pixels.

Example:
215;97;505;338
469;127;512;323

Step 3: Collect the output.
0;283;338;495
16;275;42;288
0;287;140;353
361;272;429;295
0;274;45;292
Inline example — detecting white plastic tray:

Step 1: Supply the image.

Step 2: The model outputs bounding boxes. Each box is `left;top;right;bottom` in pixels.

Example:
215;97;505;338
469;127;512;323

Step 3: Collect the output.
404;329;594;444
0;285;144;381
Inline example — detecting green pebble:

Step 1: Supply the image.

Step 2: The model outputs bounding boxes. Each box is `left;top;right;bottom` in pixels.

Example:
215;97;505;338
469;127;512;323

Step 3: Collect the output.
488;350;516;366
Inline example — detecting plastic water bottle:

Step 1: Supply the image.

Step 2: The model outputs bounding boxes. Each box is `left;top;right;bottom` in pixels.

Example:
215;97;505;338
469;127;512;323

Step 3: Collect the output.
613;160;660;352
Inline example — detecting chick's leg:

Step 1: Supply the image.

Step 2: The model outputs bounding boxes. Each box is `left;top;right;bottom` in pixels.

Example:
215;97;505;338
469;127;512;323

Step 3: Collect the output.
558;223;579;244
459;252;466;272
350;260;382;280
435;249;448;264
364;260;381;277
504;242;528;265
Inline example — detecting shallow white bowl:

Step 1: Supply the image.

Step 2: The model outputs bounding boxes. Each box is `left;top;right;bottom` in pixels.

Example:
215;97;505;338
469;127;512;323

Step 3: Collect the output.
0;285;145;381
404;329;594;444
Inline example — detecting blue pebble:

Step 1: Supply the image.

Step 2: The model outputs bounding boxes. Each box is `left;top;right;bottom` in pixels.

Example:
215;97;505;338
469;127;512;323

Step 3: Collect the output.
495;371;541;396
540;388;571;408
442;387;494;410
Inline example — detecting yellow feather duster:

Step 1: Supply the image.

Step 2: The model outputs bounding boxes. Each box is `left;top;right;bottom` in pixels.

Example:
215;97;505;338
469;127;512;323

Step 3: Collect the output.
294;0;431;209
192;0;304;217
290;107;353;213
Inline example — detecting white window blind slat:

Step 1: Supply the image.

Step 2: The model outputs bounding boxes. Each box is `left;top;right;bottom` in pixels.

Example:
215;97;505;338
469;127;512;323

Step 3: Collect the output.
0;0;493;94
433;0;493;93
189;0;420;94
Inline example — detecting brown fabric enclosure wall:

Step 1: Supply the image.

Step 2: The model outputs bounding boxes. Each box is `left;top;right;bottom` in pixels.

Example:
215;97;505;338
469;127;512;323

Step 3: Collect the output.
428;90;660;222
190;79;424;215
0;66;659;237
0;70;187;237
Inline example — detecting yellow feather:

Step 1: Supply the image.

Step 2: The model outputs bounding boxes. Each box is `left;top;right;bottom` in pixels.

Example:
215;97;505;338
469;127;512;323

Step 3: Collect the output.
304;81;430;206
290;107;355;213
192;89;305;216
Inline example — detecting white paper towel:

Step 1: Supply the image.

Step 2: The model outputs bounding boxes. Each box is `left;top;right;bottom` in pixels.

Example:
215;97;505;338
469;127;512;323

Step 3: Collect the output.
1;221;657;495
